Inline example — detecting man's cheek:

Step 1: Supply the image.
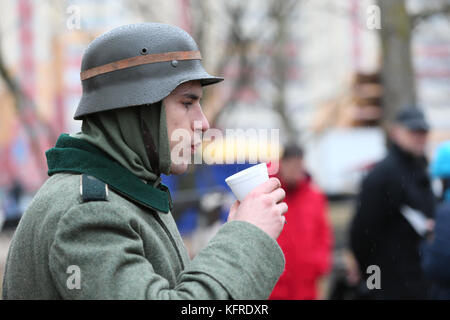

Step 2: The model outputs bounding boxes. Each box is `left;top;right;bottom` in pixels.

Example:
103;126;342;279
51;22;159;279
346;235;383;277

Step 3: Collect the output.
169;128;192;165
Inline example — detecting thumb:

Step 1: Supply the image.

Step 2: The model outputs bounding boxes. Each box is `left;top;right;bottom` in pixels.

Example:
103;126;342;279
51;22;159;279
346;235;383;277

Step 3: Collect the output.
227;200;240;221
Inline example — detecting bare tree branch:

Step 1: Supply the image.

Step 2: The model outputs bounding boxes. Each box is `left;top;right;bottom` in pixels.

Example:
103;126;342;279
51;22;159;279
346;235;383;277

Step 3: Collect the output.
266;0;301;140
0;34;53;178
410;2;450;27
126;0;159;21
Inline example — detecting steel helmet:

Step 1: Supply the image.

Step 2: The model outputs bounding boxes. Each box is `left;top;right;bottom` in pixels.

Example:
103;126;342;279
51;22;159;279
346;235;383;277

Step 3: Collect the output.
74;23;223;120
431;141;450;178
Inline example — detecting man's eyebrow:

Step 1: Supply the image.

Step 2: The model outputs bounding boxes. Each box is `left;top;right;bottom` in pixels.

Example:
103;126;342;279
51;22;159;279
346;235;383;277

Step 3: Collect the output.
181;93;201;100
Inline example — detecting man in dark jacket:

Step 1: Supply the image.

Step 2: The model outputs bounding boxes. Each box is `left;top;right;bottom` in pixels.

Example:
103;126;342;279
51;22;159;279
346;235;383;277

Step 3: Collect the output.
350;107;435;299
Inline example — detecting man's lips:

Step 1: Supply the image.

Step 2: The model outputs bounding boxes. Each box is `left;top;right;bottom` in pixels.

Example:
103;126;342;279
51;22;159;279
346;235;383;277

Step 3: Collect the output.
191;143;201;152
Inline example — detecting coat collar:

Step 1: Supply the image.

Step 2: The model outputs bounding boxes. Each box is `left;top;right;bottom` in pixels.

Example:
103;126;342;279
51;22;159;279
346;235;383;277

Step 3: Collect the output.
389;142;428;168
46;134;172;213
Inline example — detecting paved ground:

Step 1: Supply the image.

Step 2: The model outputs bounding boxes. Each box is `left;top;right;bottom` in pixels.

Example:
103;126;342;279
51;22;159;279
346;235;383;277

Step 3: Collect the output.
319;199;355;299
0;199;355;299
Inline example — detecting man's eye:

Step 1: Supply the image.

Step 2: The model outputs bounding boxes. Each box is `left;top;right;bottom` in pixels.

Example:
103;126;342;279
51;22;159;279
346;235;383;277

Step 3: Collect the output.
183;101;192;108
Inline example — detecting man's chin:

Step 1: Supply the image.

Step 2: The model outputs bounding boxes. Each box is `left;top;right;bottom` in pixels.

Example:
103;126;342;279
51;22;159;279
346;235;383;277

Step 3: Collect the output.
407;147;425;158
170;162;189;175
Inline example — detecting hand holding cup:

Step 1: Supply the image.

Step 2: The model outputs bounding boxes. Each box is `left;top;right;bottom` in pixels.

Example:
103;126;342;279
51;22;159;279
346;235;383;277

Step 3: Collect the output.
226;164;287;240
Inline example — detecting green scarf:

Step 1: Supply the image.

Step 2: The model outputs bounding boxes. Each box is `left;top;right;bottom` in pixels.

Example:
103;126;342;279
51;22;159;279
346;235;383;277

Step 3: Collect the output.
75;102;171;181
45;103;173;213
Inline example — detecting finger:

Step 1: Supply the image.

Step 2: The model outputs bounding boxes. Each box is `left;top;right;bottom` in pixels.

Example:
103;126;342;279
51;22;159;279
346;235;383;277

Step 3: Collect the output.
227;200;240;221
269;187;286;203
252;177;281;195
230;200;240;212
276;202;288;215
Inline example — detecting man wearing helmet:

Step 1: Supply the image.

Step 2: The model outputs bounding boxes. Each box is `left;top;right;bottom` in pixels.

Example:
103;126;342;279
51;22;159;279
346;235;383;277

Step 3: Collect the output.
2;23;287;299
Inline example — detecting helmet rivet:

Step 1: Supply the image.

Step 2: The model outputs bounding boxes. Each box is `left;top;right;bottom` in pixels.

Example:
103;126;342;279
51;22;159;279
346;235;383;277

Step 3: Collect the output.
171;60;178;67
140;47;148;55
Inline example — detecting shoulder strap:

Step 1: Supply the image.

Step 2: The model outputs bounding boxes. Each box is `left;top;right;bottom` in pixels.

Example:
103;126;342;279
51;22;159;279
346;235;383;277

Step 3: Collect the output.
80;174;108;202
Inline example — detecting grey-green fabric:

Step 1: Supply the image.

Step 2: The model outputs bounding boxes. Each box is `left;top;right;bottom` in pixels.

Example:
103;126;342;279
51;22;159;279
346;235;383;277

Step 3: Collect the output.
3;173;284;299
2;104;285;299
75;102;171;182
2;173;284;299
44;134;172;213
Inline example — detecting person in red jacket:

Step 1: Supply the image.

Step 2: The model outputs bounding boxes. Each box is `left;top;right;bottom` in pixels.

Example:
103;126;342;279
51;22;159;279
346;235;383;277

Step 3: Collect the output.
270;144;333;300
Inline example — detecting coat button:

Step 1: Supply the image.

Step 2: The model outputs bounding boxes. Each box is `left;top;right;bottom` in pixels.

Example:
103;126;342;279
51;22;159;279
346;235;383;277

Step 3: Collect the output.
171;60;178;67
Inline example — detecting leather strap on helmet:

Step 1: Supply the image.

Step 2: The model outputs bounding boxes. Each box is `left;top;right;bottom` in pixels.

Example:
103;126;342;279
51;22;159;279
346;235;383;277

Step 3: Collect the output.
80;50;202;81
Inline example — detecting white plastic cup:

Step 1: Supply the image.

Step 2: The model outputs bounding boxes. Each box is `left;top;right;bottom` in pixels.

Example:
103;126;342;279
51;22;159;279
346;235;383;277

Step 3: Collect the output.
225;163;269;201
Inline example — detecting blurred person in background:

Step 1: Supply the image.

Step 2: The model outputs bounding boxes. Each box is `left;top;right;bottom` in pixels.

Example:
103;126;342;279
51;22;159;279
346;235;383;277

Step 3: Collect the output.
421;141;450;299
270;143;333;300
350;107;435;300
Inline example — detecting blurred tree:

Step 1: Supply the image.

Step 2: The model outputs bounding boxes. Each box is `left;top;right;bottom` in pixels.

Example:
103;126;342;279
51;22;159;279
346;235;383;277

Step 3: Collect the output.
127;0;301;140
0;33;52;180
267;0;301;141
194;0;302;141
190;0;257;127
377;0;450;122
377;0;417;123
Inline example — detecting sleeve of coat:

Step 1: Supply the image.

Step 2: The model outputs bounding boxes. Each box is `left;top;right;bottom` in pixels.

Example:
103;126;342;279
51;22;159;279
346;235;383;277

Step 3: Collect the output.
48;202;284;300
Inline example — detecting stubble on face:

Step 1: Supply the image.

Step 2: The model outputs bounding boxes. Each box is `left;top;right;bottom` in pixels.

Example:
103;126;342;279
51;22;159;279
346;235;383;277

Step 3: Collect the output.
164;81;204;175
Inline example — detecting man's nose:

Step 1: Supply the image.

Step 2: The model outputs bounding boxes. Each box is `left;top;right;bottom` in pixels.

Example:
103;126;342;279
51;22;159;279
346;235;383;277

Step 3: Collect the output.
193;106;210;132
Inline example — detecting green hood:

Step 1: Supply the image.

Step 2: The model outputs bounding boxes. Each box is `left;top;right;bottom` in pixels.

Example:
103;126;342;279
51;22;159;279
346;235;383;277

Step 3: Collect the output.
74;102;171;182
45;103;173;213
